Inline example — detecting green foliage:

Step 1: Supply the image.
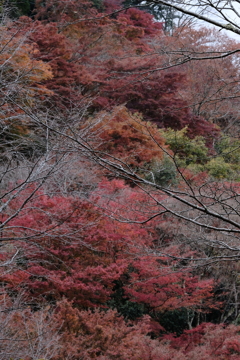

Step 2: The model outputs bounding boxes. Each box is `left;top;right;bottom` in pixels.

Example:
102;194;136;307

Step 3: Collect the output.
90;0;104;11
161;127;209;166
205;157;235;179
157;130;240;181
215;135;240;165
202;135;240;179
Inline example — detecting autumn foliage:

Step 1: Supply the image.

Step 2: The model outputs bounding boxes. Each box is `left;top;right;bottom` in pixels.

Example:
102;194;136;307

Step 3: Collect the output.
1;0;240;358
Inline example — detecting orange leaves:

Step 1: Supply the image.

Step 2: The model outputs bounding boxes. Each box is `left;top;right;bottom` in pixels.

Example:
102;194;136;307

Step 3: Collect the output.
91;106;168;168
0;21;54;145
53;300;163;360
0;26;53;92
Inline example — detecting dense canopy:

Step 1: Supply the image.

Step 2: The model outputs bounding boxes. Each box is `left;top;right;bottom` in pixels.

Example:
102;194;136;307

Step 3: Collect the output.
1;0;240;359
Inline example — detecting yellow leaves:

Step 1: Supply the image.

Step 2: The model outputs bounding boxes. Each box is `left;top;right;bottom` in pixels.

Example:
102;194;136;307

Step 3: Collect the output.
0;24;54;148
2;42;52;82
0;26;53;97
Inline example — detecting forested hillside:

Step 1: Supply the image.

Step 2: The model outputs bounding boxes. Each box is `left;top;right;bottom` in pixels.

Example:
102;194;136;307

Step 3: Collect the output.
2;0;240;359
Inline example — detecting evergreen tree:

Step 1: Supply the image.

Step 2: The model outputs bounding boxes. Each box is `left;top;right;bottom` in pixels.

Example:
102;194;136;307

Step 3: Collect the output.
4;0;35;17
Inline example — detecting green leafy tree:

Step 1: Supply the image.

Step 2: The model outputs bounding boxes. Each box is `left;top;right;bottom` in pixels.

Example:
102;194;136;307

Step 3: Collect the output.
161;127;209;166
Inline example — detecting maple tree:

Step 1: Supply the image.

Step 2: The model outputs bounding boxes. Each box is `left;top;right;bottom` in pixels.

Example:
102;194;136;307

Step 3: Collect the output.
17;19;84;107
92;50;218;141
26;1;220;143
2;0;240;356
125;255;216;313
36;299;240;360
0;18;54;160
52;300;162;360
123;0;179;31
0;178;219;332
89;106;167;168
0;189;124;307
0;181;155;307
